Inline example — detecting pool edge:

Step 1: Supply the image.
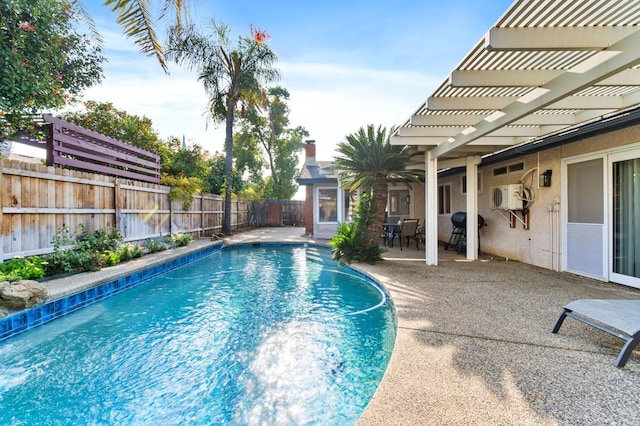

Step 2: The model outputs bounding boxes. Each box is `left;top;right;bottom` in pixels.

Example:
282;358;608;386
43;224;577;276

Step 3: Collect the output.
0;240;223;342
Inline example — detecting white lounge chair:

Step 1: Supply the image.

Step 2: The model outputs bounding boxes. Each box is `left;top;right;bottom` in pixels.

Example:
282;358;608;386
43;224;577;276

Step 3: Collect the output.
551;299;640;368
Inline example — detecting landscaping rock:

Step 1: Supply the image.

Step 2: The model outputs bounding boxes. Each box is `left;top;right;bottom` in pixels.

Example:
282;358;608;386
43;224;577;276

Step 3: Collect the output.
0;280;48;310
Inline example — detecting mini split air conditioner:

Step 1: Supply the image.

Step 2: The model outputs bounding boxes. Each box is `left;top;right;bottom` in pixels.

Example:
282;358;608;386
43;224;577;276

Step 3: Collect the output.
490;184;523;210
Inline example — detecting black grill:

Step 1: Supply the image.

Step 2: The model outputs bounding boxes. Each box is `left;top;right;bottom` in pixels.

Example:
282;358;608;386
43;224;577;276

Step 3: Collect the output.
450;212;485;229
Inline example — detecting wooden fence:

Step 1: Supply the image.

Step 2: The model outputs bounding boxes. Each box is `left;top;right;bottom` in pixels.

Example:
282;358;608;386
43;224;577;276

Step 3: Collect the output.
0;159;248;260
250;200;305;227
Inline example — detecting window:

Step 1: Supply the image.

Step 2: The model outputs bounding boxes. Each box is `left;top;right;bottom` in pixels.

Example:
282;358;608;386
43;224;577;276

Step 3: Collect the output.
438;184;451;215
388;189;410;216
508;162;524;173
493;166;507;176
317;188;338;222
461;172;483;194
493;161;525;177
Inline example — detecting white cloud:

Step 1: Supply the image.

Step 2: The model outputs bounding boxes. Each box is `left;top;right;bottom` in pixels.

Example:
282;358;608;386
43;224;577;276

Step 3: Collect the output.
79;56;440;161
281;62;440;159
75;7;445;161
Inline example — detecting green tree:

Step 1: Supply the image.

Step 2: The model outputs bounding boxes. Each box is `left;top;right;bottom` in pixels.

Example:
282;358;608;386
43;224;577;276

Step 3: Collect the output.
103;0;189;72
204;153;244;196
165;20;280;235
333;124;423;245
61;100;174;167
0;0;104;138
166;144;209;182
235;87;308;200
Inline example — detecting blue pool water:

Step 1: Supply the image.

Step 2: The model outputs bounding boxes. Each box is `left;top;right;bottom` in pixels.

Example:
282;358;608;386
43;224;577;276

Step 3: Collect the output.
0;245;396;425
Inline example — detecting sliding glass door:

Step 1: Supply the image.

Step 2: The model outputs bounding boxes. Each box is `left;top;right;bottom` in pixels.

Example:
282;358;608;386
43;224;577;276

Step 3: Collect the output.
610;149;640;288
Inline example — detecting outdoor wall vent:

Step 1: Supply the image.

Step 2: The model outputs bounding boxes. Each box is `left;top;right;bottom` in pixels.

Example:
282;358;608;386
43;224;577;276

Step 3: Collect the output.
490;184;523;210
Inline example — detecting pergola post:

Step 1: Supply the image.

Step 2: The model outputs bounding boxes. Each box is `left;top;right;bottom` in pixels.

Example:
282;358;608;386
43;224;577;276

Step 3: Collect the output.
425;151;438;265
465;156;481;260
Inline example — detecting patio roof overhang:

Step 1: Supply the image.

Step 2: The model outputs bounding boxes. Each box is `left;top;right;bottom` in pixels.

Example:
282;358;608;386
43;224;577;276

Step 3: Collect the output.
391;0;640;167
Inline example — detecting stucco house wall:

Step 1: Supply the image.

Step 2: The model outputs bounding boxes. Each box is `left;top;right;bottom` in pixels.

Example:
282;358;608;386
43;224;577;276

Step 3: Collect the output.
439;123;640;272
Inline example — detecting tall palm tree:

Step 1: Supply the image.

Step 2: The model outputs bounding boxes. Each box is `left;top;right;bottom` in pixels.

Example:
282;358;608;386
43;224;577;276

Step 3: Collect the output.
333;124;422;245
103;0;189;72
165;20;279;235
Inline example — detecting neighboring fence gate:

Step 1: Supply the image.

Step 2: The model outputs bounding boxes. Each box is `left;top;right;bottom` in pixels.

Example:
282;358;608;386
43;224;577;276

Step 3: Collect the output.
249;200;305;227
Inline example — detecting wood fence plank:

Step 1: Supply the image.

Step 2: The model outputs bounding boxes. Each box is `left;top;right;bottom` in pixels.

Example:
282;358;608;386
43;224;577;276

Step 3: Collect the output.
10;213;20;254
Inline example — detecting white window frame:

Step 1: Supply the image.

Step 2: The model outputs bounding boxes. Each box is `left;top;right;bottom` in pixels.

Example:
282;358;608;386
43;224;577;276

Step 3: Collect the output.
438;183;452;215
316;186;339;223
461;171;483;195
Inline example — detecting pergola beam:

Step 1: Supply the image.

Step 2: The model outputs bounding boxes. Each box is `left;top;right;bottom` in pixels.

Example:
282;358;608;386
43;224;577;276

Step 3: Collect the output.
410;109;615;126
450;68;640;87
485;27;637;51
430;29;640;158
450;69;563;87
427;93;638;111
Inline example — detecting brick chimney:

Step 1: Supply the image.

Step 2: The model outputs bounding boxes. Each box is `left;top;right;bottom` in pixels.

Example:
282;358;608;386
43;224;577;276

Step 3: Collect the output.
304;139;316;166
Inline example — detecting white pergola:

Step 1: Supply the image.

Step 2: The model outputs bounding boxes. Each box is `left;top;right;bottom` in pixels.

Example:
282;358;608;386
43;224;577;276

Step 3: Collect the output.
391;0;640;265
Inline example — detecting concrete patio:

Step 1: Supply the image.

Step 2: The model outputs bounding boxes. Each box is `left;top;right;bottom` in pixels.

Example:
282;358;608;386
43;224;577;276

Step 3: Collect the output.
228;227;640;425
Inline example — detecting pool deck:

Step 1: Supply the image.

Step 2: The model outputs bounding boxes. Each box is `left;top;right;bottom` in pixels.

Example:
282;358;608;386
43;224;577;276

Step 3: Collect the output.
38;227;640;424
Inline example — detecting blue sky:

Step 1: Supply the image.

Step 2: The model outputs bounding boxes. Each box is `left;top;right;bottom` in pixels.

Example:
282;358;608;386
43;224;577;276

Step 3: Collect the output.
60;0;513;161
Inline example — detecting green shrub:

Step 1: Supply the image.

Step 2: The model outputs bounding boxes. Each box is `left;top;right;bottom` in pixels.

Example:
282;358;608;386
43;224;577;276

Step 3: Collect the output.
329;222;384;264
77;225;123;252
169;233;192;247
329;194;384;264
73;250;104;272
100;250;121;267
39;225;192;279
117;244;143;262
147;238;168;253
0;256;45;281
42;226;123;276
41;249;104;275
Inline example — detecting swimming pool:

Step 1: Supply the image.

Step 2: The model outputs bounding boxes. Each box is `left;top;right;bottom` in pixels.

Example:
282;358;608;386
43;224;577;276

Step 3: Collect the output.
0;244;396;425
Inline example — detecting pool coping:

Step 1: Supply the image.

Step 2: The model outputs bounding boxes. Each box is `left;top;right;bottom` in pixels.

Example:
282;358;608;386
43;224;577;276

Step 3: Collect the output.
0;237;394;344
0;239;224;342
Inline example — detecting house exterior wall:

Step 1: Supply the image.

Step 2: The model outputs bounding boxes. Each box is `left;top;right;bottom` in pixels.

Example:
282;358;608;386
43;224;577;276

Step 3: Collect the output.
440;125;640;271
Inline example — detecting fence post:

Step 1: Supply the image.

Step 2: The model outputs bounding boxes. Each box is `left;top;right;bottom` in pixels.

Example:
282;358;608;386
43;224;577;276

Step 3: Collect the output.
114;178;122;236
169;192;173;235
200;193;204;238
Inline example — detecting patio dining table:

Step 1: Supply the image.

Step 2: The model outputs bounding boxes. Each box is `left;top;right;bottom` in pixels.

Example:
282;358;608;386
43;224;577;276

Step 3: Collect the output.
383;222;401;247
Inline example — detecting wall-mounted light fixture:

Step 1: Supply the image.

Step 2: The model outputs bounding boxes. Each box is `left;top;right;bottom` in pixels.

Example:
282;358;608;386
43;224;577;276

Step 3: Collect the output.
405;193;411;205
539;169;552;187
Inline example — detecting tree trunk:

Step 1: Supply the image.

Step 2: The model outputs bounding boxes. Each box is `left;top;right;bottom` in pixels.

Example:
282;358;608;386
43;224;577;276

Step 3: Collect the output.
222;104;235;235
367;177;388;246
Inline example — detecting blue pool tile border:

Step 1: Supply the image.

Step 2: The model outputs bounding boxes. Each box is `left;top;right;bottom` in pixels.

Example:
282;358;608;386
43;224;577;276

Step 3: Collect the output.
0;243;223;342
0;242;392;343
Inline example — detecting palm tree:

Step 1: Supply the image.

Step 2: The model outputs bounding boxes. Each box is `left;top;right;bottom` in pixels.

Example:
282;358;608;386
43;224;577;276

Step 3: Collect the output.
103;0;189;72
333;124;422;245
165;20;279;235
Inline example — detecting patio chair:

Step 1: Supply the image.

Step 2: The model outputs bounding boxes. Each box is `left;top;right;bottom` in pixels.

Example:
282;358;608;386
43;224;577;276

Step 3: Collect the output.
551;299;640;368
393;219;420;251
